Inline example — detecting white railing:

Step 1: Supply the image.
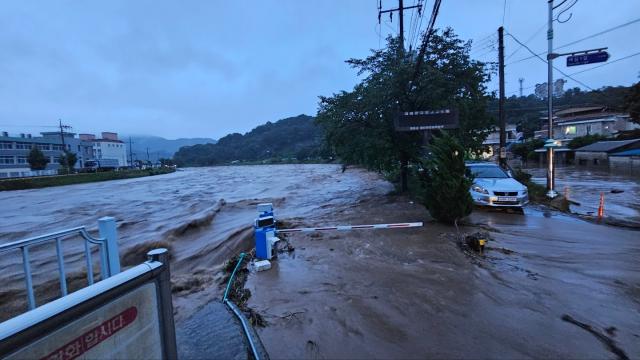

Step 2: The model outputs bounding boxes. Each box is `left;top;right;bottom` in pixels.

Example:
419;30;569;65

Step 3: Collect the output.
0;217;121;311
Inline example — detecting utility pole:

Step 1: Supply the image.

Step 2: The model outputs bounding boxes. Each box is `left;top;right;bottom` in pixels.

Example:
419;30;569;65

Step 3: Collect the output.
546;0;557;198
146;147;150;163
378;0;421;192
519;78;524;97
58;119;72;150
498;27;506;168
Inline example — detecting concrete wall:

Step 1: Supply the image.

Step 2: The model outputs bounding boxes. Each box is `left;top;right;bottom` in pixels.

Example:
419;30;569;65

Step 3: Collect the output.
609;156;640;175
575;151;609;166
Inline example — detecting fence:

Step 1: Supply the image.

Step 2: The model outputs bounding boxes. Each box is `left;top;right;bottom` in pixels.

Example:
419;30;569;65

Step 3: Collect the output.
0;248;177;359
0;217;121;310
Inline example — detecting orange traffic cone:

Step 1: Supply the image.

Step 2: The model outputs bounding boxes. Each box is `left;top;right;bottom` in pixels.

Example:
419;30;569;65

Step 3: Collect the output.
597;192;605;218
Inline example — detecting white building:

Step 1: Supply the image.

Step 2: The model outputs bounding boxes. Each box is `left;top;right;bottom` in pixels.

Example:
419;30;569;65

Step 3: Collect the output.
481;124;522;159
80;132;129;168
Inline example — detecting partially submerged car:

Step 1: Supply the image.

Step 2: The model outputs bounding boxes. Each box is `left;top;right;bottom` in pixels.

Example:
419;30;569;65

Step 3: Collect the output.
466;162;528;207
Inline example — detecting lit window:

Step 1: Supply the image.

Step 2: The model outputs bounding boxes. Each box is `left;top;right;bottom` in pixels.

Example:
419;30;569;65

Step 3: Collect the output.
564;126;576;135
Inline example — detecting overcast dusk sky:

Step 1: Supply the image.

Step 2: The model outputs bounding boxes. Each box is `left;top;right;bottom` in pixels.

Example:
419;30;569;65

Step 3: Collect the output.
1;0;638;139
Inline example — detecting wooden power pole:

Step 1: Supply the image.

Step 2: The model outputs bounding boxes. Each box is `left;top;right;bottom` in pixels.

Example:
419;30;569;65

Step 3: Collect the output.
498;26;506;168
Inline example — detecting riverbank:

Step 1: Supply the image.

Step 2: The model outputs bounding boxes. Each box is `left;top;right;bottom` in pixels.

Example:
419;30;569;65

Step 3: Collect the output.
0;167;176;191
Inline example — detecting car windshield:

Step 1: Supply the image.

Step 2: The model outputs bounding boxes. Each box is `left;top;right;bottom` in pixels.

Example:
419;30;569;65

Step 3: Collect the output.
469;166;509;179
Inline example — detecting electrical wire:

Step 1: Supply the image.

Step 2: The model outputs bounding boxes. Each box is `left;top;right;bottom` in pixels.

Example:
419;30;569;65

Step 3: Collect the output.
505;31;594;90
506;17;640;66
569;51;640;76
506;21;547;60
501;0;508;26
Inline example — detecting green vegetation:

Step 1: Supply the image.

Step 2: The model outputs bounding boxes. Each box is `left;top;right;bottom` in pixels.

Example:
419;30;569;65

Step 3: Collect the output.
58;150;78;174
173;115;326;166
626;81;640;125
489;86;633;138
418;133;473;224
513;169;569;211
568;134;608;149
27;147;49;170
0;168;175;191
316;29;492;177
511;139;545;162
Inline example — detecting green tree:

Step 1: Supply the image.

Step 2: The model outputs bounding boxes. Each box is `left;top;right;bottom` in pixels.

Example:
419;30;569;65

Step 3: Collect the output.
626;81;640;125
316;29;492;179
568;134;608;149
419;132;473;224
27;147;49;170
58;151;78;174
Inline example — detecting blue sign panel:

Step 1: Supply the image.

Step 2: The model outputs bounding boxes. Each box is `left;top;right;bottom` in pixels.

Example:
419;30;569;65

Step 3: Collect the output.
566;51;609;67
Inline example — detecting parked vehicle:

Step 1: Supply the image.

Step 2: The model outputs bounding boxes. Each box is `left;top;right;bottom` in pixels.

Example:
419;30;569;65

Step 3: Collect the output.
466;162;528;207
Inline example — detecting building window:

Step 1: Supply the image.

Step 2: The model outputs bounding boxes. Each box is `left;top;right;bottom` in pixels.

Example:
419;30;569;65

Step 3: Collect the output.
15;142;32;150
17;156;27;164
53;156;61;163
52;144;65;151
0;142;12;149
0;156;15;164
564;126;577;135
36;144;50;151
586;125;592;135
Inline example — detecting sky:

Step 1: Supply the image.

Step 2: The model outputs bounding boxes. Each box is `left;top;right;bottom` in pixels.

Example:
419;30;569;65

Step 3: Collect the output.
1;0;639;140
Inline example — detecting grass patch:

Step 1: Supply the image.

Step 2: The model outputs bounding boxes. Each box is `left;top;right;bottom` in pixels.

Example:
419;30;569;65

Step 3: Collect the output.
0;167;176;191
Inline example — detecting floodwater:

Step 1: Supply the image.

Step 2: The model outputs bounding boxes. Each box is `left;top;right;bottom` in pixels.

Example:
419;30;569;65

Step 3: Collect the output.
248;197;640;359
0;165;390;321
1;164;639;359
526;166;640;225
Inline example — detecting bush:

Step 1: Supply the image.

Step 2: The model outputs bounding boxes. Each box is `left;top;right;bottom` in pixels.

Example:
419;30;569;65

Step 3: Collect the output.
419;132;473;224
568;134;608;149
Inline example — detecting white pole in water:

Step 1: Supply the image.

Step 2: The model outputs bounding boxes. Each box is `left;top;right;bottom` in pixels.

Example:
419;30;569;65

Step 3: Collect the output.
277;222;423;233
98;217;120;277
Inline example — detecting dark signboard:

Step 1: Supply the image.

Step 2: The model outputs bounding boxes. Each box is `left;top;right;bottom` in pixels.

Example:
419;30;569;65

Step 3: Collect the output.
395;109;459;132
566;51;609;67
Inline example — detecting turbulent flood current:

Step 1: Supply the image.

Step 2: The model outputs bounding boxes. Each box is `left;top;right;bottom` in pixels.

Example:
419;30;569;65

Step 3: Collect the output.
1;164;639;359
0;165;390;321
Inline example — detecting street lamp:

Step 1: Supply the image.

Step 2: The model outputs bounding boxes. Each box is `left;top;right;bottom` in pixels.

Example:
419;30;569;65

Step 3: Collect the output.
543;138;561;198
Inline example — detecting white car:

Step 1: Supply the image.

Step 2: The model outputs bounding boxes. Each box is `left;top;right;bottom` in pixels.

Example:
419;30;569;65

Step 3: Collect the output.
466;162;528;207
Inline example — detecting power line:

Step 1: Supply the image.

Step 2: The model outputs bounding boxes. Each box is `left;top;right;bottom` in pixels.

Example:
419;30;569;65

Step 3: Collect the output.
505;21;547;60
501;0;508;26
569;51;640;76
506;17;640;66
505;31;594;90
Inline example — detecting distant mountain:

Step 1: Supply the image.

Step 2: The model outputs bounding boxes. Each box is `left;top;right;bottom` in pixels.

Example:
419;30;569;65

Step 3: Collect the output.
126;136;216;161
173;114;326;166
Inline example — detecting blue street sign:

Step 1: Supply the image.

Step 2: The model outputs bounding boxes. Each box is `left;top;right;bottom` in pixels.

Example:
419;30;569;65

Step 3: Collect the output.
566;51;609;66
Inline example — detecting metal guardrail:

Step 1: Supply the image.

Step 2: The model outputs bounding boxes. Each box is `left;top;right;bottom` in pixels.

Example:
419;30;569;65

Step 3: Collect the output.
0;248;177;359
0;217;121;311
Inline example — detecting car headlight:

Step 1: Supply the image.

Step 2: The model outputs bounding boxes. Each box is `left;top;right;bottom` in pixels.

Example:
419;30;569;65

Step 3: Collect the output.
472;184;489;194
522;188;528;195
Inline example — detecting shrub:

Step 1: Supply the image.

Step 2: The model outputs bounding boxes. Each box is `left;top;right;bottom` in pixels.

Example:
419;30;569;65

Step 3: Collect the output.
419;132;473;224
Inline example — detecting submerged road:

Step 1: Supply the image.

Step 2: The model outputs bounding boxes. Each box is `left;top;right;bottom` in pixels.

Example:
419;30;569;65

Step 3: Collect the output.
247;196;640;359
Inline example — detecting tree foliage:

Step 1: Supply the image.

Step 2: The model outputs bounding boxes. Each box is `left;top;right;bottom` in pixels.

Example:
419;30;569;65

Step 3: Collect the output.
568;134;608;149
419;132;473;224
58;151;78;174
316;29;493;174
626;81;640;125
27;147;49;170
489;85;635;138
173;115;325;166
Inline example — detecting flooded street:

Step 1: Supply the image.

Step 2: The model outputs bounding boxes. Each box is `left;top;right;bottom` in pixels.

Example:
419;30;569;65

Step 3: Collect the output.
1;164;639;358
526;166;640;225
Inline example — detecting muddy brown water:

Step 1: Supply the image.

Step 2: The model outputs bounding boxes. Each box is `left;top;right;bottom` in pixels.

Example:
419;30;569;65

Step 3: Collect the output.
1;164;639;359
0;164;390;321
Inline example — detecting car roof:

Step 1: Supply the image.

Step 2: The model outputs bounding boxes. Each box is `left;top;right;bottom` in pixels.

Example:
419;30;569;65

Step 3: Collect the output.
465;162;499;167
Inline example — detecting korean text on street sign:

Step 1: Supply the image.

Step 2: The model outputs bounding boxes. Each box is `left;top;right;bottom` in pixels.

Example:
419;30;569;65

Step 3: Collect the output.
566;51;609;67
395;109;459;132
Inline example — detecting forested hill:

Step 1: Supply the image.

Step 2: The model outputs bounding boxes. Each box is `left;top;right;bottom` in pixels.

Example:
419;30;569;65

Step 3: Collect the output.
173;114;325;166
488;86;633;138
